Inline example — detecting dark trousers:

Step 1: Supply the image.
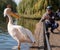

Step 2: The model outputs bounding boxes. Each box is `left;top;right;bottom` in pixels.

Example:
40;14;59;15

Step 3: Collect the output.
45;21;59;32
45;21;59;40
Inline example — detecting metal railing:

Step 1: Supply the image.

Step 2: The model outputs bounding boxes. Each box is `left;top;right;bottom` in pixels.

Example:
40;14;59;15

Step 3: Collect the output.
43;22;52;50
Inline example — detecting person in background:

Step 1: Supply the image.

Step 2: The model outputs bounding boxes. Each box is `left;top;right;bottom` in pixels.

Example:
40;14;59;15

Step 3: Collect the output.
41;6;59;39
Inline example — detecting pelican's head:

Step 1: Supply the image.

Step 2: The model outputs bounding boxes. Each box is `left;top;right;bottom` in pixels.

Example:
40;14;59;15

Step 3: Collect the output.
3;4;11;17
4;8;20;19
3;4;20;19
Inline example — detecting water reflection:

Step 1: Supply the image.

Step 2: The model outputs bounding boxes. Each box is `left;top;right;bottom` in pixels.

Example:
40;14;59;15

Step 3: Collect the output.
0;31;31;50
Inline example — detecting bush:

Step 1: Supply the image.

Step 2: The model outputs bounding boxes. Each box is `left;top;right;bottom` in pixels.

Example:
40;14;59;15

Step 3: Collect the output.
17;0;60;18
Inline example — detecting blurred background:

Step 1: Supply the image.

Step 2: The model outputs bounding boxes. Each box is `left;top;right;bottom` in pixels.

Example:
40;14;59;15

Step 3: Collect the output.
0;0;60;50
0;0;60;32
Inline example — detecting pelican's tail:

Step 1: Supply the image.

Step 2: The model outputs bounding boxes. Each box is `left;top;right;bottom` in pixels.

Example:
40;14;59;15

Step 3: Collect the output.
25;29;36;43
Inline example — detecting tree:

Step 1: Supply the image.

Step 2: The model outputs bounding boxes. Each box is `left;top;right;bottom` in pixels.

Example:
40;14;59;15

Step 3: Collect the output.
0;0;17;30
0;0;17;22
17;0;60;18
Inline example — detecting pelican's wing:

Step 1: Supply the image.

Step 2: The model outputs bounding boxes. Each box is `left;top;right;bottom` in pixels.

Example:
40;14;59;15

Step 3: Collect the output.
24;28;36;42
12;27;27;41
16;26;35;43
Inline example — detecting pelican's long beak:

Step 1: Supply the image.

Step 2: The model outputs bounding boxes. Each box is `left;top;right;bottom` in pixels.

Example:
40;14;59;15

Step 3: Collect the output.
9;12;20;19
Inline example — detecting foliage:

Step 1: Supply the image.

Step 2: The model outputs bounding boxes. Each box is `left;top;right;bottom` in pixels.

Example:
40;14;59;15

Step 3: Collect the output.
17;0;60;18
0;0;17;30
0;0;17;22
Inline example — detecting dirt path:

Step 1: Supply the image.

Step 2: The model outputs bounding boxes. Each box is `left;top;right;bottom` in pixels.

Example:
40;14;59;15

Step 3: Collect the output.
50;21;60;50
30;21;60;50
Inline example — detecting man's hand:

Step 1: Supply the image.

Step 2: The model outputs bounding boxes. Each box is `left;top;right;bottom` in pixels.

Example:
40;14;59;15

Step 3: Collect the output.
44;16;50;19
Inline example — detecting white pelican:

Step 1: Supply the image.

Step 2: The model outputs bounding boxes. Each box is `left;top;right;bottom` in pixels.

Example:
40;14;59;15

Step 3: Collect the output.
3;5;35;49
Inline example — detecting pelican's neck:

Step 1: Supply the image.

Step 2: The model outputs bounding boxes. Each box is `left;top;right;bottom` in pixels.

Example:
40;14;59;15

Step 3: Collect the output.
7;15;13;25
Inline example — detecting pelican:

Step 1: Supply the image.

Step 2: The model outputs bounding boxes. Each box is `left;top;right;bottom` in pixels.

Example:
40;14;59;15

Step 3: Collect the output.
3;5;35;49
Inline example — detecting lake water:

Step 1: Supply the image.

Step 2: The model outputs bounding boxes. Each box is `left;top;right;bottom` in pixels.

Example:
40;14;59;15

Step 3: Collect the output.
0;30;32;50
